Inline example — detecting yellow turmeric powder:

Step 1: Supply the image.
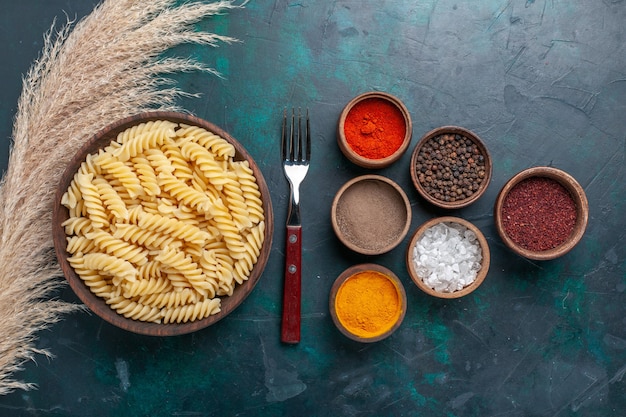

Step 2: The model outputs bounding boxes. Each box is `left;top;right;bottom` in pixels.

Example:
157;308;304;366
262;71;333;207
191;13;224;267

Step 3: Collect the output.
334;270;402;338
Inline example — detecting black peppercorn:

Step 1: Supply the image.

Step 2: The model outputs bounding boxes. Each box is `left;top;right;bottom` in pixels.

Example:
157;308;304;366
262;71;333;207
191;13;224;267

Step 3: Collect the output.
415;132;487;203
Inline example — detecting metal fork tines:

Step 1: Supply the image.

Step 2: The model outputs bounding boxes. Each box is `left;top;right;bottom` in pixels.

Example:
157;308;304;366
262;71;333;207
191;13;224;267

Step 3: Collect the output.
280;108;310;344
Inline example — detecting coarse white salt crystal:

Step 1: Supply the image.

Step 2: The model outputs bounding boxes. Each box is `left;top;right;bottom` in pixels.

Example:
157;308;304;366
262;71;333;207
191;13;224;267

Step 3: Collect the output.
411;222;482;293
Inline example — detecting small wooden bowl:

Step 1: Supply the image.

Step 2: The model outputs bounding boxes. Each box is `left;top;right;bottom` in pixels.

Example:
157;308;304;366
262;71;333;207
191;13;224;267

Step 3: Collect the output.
52;111;274;336
331;175;412;255
329;263;407;343
337;91;412;169
410;126;492;209
494;166;589;260
406;216;490;299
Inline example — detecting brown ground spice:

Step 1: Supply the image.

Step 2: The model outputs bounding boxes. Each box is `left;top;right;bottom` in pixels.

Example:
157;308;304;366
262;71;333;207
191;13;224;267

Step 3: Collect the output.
335;180;407;252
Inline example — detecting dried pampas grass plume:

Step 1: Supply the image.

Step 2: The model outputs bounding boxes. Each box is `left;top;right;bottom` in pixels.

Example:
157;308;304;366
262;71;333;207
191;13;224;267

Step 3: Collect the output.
0;0;245;395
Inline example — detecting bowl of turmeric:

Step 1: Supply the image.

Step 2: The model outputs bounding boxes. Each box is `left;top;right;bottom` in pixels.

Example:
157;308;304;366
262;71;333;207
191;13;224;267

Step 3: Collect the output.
329;263;407;343
337;91;412;169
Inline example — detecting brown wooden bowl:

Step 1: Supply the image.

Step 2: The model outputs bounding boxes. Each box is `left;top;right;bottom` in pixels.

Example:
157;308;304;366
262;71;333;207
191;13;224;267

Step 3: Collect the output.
52;111;274;336
337;91;412;169
406;216;490;299
329;263;407;343
331;175;412;255
410;126;492;209
493;166;588;261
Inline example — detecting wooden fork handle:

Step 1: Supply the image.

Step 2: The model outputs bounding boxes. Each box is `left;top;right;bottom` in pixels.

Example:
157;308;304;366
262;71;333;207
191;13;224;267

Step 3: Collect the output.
281;225;301;344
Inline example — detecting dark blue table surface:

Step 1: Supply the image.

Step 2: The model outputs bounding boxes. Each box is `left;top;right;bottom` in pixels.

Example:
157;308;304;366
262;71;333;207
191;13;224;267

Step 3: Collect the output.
0;1;624;416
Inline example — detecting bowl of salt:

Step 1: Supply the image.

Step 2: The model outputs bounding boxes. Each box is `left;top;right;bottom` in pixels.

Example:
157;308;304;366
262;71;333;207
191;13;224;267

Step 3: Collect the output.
405;216;490;298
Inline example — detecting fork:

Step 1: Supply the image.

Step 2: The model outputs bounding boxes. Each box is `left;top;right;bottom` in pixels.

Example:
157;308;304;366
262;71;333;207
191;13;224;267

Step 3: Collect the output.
280;108;310;344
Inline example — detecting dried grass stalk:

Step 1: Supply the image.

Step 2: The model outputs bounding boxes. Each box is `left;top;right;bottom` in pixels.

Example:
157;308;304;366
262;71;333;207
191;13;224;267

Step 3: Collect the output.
0;0;244;395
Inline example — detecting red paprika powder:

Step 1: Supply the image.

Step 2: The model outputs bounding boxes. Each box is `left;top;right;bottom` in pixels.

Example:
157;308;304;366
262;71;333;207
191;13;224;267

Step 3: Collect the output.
343;97;406;159
501;176;577;252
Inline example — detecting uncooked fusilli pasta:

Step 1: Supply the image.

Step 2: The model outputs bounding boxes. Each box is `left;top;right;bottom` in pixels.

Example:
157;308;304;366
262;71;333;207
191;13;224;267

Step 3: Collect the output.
61;120;266;324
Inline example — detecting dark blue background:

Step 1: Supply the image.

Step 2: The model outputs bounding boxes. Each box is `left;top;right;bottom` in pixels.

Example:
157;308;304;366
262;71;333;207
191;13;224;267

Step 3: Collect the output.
0;1;624;416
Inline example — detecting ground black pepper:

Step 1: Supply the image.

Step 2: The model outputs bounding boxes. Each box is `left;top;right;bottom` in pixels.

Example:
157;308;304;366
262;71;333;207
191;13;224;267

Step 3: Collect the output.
415;134;487;203
335;179;408;252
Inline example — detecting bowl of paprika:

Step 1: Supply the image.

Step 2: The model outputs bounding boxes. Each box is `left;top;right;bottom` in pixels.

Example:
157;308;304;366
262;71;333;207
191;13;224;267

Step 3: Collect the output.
337;91;412;169
410;126;492;209
329;263;407;343
494;166;589;260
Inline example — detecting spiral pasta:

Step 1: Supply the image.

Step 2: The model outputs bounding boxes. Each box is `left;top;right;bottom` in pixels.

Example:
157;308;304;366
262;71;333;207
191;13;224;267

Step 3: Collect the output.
122;276;171;298
82;253;137;284
68;256;114;298
106;296;163;323
178;123;236;159
112;223;181;251
75;173;109;229
61;119;266;324
155;247;217;298
61;177;82;210
132;155;161;196
95;154;145;200
138;287;199;309
162;141;194;181
61;216;93;236
232;160;264;224
136;211;210;246
161;298;221;324
157;171;213;213
179;141;233;190
86;230;148;266
112;120;176;162
93;177;129;220
233;221;266;285
66;235;96;255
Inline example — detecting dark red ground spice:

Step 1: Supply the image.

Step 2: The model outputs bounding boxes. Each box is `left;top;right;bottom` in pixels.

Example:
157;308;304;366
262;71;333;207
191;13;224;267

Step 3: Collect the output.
501;176;577;252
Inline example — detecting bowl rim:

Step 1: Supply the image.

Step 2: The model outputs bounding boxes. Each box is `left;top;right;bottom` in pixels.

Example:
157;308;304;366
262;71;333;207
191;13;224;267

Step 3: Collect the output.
331;174;412;255
405;216;491;299
329;263;407;343
409;125;492;209
52;111;274;336
337;91;413;169
493;166;589;261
